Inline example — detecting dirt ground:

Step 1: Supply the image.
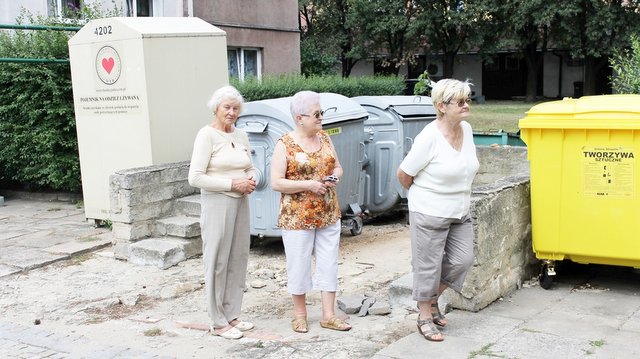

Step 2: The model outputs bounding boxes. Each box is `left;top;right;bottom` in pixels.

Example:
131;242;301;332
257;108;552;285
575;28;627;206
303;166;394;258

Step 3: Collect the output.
0;218;416;358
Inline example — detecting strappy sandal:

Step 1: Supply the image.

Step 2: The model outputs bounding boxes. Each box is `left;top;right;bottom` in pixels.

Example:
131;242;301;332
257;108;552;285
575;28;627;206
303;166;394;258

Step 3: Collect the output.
431;303;447;327
291;316;308;333
320;317;352;331
417;317;444;342
210;325;243;340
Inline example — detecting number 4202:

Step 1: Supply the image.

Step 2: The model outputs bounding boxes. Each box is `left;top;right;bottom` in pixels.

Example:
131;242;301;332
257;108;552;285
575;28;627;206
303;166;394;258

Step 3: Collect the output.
94;25;112;36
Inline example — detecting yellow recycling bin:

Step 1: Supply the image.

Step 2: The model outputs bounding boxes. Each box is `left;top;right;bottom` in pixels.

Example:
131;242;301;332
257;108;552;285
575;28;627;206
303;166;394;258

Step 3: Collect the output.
519;95;640;289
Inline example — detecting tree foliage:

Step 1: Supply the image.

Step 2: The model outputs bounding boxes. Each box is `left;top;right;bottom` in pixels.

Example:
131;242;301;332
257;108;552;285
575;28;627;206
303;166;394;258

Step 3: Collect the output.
299;0;362;77
610;34;640;94
0;5;121;191
556;0;640;95
412;0;501;79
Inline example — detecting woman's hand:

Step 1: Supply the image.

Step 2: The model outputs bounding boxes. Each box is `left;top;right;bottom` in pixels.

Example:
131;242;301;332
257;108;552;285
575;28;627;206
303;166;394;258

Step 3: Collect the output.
232;176;256;195
308;180;329;196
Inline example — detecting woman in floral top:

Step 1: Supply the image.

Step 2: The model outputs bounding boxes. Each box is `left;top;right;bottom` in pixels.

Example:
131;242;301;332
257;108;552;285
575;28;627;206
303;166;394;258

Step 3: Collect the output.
270;91;352;333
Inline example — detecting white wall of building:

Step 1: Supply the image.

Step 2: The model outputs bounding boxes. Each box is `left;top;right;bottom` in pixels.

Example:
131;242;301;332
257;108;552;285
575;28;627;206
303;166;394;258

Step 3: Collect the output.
1;0;185;25
452;54;483;97
1;0;46;24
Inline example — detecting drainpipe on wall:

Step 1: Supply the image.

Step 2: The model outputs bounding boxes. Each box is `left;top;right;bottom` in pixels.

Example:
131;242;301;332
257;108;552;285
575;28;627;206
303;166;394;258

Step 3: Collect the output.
552;50;563;98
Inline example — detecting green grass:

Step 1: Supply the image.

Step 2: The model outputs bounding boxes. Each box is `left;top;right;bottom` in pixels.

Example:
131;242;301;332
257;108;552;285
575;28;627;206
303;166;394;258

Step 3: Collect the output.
468;100;548;132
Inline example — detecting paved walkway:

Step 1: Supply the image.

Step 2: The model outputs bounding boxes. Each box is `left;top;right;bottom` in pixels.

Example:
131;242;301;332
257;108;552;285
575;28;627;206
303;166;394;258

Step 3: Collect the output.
1;195;640;358
0;195;111;278
0;195;172;358
0;321;172;359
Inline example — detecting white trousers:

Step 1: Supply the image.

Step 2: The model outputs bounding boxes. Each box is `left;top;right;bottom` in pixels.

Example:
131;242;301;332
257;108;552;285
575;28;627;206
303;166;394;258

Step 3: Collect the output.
281;220;341;295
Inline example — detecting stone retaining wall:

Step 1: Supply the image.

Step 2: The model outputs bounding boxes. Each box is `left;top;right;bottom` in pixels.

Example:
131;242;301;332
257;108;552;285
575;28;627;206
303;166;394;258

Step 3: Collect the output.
109;161;196;259
441;146;538;311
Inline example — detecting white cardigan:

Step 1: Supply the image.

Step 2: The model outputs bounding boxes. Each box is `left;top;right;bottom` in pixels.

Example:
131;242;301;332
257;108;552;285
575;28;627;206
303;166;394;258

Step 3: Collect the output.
399;120;479;219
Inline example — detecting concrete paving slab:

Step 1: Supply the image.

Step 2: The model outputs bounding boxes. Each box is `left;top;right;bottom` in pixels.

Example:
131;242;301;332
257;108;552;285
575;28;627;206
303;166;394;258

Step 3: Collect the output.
0;246;69;272
372;332;486;359
490;329;596;359
438;309;522;342
0;264;22;277
523;309;622;341
590;330;640;358
44;235;112;256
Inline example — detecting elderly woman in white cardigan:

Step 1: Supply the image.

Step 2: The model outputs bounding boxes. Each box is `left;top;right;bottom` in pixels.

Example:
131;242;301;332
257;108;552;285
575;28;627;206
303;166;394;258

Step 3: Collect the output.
188;85;256;340
397;79;479;342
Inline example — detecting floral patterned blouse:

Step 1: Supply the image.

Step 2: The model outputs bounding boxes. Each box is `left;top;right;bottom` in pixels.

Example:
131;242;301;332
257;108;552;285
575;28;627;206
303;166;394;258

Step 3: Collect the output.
277;131;341;230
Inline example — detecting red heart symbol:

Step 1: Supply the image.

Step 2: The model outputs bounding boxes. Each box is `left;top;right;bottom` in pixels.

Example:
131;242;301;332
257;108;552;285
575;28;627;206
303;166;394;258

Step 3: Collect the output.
102;57;115;74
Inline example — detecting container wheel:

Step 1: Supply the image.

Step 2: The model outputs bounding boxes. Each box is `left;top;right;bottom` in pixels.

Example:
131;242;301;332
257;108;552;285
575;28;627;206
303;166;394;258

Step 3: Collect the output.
350;216;363;236
539;263;554;289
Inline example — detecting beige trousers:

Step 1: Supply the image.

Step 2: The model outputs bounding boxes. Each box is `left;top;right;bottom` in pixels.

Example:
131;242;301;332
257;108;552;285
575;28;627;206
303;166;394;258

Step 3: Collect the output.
200;192;250;328
409;211;474;302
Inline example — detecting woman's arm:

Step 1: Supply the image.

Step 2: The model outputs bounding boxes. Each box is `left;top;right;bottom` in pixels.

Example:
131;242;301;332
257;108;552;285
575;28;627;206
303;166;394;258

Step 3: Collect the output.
397;167;414;189
270;140;326;195
188;130;232;191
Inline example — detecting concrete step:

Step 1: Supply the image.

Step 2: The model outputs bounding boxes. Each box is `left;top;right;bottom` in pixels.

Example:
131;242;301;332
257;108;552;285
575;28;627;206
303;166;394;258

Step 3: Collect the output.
128;237;202;269
173;194;201;217
156;215;200;238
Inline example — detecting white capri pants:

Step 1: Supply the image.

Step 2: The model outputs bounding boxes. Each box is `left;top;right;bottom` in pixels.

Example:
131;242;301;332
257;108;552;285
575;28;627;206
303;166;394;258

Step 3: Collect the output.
410;211;475;302
281;220;341;295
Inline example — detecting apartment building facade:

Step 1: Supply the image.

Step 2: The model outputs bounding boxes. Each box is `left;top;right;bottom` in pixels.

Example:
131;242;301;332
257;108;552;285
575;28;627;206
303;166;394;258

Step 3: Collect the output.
1;0;301;80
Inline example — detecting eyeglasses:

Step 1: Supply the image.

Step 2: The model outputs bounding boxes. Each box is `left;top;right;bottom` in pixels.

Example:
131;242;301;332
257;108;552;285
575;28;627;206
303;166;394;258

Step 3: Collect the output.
445;98;472;107
300;110;325;119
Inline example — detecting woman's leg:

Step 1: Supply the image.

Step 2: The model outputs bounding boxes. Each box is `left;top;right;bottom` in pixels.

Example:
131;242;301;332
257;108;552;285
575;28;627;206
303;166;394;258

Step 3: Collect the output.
282;228;315;322
201;193;237;331
440;214;475;293
312;221;341;320
224;196;251;326
410;212;450;305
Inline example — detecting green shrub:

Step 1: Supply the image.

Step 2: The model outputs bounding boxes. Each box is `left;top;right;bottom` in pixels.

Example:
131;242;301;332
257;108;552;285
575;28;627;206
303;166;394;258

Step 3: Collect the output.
0;6;120;192
610;34;640;94
413;71;433;96
231;74;406;102
0;17;80;191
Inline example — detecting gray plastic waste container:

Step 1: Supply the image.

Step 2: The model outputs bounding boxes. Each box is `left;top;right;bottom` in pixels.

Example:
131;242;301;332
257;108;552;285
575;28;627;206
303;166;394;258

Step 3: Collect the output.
352;96;436;215
236;93;368;239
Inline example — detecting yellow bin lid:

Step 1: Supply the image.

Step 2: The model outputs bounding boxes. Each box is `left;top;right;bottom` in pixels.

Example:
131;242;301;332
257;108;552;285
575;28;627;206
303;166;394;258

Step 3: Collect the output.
519;94;640;130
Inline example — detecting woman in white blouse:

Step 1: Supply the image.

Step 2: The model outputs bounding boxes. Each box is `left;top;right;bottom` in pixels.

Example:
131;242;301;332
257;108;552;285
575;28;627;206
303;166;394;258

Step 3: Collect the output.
188;85;257;340
397;79;479;342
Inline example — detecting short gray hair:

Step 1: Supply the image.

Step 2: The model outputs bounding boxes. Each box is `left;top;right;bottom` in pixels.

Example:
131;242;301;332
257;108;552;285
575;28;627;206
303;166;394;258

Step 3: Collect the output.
207;85;244;113
290;91;320;118
431;79;473;116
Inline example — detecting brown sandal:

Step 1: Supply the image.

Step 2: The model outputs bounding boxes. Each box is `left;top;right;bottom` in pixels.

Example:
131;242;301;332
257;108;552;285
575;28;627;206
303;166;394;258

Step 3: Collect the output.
431;303;447;327
320;317;352;331
291;316;308;333
417;317;443;342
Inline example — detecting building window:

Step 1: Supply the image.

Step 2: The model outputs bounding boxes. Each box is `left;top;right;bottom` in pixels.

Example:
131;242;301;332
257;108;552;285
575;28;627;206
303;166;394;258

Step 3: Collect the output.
126;0;156;17
50;0;82;18
228;48;262;81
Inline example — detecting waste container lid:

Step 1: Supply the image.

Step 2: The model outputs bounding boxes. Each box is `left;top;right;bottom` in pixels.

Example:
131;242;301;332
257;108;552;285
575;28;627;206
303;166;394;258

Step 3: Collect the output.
353;95;435;118
242;93;368;126
519;95;640;130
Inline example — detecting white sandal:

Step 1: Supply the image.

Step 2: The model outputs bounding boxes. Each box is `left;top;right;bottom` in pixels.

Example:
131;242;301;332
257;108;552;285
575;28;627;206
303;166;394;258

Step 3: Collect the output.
210;326;243;339
231;320;254;331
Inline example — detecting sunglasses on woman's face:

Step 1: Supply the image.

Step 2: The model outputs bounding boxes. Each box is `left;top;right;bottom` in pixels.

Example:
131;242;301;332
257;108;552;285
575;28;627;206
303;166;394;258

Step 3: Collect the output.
300;110;325;119
445;98;472;107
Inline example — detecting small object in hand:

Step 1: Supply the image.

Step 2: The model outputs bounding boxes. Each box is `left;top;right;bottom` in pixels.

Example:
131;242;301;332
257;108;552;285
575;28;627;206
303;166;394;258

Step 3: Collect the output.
323;175;338;183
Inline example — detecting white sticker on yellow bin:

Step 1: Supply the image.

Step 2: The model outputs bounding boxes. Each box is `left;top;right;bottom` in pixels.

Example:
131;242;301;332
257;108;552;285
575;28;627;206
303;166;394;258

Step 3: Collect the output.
582;146;635;199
